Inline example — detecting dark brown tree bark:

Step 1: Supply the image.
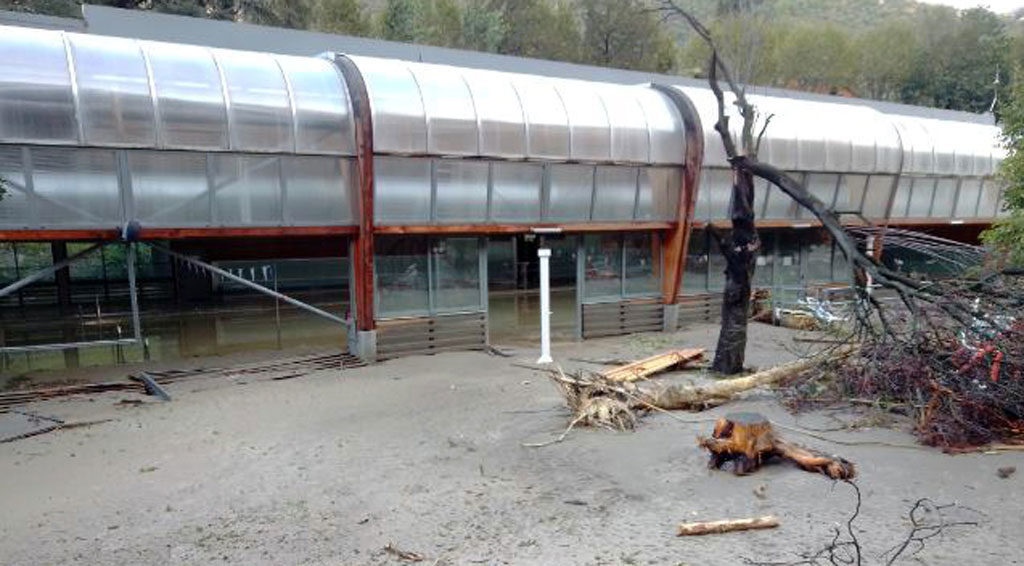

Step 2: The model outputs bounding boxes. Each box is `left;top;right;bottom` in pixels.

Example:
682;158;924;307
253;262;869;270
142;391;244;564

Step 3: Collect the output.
712;169;760;373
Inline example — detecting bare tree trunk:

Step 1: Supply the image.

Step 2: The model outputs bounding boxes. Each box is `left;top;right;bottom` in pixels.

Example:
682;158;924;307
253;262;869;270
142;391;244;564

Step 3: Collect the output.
713;168;760;373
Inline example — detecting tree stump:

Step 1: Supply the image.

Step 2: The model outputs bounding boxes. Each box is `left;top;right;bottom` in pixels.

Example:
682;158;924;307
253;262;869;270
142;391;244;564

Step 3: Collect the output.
698;412;856;479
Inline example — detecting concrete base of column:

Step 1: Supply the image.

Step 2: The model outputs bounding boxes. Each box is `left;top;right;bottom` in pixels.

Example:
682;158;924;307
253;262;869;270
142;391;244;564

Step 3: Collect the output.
350;329;377;362
662;303;680;333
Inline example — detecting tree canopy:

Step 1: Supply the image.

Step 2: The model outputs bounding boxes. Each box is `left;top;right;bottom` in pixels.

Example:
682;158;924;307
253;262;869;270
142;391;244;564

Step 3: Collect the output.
0;0;1020;115
982;74;1024;266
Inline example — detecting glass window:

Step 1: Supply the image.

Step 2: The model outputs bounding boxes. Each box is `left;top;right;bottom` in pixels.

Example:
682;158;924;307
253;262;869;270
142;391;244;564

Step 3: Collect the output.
637;167;681;221
754;177;771;217
753;231;774;289
144;43;229;149
215;50;293;153
954;178;982;218
776;231;802;299
834;175;868;214
583;234;622;299
907;177;935;217
434;160;488;223
211;155;281;226
129;151;210;227
832;241;851;285
70;34;156;146
491;162;541;222
805;233;833;284
32;148;121;228
624;233;661;296
433;237;481;311
592;166;637;221
799;173;838;219
374;157;431;224
375;237;429;317
547;164;593;222
0;147;30;228
283;156;355;225
682;230;708;294
930;178;957;218
486;237;516;291
862;175;894;219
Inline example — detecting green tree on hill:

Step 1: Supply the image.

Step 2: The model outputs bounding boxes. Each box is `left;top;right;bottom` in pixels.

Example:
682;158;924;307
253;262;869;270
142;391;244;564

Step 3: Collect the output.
982;75;1024;266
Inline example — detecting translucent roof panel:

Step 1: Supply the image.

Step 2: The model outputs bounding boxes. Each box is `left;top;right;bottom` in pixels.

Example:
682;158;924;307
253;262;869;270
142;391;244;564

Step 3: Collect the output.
0;27;78;144
0;25;355;155
890;115;1003;176
346;56;685;165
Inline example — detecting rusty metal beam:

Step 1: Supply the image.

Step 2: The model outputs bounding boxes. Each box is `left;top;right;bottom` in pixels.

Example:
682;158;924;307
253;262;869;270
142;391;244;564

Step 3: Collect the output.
373;221;673;235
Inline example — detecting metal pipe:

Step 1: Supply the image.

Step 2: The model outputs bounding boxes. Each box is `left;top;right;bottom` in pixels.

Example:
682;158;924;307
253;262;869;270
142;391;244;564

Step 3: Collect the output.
0;243;103;299
537;247;553;364
125;242;143;342
147;243;347;326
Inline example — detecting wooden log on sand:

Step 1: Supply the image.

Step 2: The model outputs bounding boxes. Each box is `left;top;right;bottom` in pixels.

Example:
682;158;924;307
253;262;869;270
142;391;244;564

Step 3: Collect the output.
677;515;779;536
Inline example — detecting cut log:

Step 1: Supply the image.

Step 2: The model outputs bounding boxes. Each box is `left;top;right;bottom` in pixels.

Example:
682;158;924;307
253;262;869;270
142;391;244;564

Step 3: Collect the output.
601;348;705;382
698;412;856;480
677;515;779;536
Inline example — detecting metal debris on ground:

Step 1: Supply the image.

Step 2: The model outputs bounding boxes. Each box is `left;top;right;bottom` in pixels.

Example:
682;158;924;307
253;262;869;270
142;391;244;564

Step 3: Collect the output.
131;372;171;401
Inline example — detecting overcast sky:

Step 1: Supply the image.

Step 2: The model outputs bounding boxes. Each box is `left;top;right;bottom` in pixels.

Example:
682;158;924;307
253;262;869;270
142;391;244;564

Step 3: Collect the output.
917;0;1024;13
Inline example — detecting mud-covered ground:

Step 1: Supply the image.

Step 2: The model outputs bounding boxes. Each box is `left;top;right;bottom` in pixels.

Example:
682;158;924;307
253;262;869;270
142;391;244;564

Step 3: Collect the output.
1;322;1021;565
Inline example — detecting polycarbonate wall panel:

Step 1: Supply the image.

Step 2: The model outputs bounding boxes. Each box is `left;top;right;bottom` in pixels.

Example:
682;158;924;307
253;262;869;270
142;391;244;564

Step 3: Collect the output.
558;82;610;162
412;66;478;155
889;177;912;217
977;179;1002;218
515;79;570;159
907;178;935;217
32;148;121;227
435;160;488;222
863;175;894;218
603;89;649;163
359;58;427;154
835;175;867;213
930;178;957;218
282;156;355;225
144;43;229;150
466;72;526;158
954;178;982;218
279;57;354;155
69;34;156;146
374;156;431;224
592;166;638;221
637;167;681;221
0;147;31;227
799;173;838;219
547;164;594;222
214;50;292;152
211;154;281;225
129;150;211;226
491;162;541;222
0;28;77;144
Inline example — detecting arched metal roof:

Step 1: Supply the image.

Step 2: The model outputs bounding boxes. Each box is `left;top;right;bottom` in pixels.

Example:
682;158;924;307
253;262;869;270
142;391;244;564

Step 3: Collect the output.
0;25;356;155
346;55;687;165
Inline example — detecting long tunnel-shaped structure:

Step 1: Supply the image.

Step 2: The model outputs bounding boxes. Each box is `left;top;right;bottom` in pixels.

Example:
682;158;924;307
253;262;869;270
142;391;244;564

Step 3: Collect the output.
0;24;1007;364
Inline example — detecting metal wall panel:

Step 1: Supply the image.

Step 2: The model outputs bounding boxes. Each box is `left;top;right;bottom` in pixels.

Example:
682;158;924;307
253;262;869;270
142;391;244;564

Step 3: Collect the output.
930;178;957;218
281;56;355;155
547;164;593;221
514;78;570;159
282;156;355;225
0;147;31;227
0;27;77;144
490;161;541;222
69;34;157;146
434;160;488;222
601;88;649;163
953;178;982;218
557;82;611;162
636;167;680;221
354;57;427;154
210;154;282;225
129;150;211;226
32;147;121;227
592;166;638;221
411;65;479;156
374;156;431;224
214;50;293;152
637;89;685;165
144;42;229;150
464;70;526;158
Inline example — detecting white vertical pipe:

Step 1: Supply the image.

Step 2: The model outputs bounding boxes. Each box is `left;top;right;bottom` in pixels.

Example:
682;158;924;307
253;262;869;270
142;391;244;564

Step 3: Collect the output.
537;248;553;364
